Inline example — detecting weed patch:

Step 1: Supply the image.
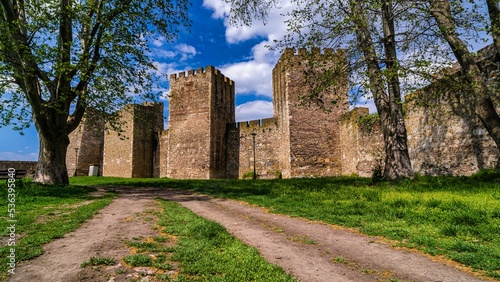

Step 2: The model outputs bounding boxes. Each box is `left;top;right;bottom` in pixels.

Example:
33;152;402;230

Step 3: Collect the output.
81;257;116;268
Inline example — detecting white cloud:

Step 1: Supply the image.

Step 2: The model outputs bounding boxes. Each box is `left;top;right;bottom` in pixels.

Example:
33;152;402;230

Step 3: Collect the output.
202;0;231;19
152;49;177;59
220;60;273;97
153;62;179;76
151;43;198;61
176;44;197;56
218;41;282;97
203;0;293;44
152;35;168;47
0;151;38;161
235;100;273;121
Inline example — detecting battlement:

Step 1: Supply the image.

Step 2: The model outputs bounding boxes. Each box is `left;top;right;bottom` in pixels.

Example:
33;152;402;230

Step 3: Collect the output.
169;66;234;85
227;118;278;130
277;48;346;65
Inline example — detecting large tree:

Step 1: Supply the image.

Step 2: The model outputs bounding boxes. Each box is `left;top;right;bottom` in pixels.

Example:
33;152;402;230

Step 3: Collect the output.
0;0;189;184
427;0;500;167
228;0;415;179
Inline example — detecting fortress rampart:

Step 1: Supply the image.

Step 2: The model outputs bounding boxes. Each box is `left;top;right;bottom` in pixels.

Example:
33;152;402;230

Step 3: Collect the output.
67;47;499;179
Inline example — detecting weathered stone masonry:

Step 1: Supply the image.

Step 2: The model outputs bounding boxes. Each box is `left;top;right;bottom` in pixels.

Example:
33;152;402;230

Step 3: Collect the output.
66;47;499;179
101;103;163;178
164;66;235;179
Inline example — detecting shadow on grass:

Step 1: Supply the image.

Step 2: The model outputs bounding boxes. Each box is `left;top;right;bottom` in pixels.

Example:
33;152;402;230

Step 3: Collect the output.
0;179;98;200
70;168;500;198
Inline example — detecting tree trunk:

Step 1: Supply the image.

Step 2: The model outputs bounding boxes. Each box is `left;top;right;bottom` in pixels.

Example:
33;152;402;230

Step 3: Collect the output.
351;0;414;179
32;110;71;185
34;133;70;185
486;0;500;57
381;0;414;179
429;0;500;168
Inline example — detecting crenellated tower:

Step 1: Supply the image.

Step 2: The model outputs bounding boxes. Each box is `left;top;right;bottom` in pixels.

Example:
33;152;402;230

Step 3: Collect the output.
166;66;235;179
272;47;348;177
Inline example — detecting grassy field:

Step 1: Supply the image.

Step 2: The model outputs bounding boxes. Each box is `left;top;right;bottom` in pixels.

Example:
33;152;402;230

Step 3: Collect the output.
70;170;500;279
0;180;114;279
0;171;498;280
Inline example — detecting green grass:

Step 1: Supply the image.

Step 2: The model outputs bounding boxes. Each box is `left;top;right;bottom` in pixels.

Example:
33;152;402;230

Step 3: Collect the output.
81;256;116;268
71;169;500;279
0;179;114;279
155;200;297;281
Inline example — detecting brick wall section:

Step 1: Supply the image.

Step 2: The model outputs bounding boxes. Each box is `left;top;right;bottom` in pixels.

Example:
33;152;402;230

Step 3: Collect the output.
103;103;163;178
274;48;349;177
0;161;37;177
339;45;499;177
132;103;164;178
67;112;104;176
403;46;499;176
229;118;280;179
340;108;384;177
159;130;169;178
225;123;240;178
405;89;499;176
272;49;292;178
103;105;134;177
166;66;234;179
210;67;235;178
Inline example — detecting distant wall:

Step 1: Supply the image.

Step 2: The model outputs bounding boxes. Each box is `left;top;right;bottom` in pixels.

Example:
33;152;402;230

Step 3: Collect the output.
341;95;498;177
131;103;164;178
340;108;384;177
67;111;105;176
227;118;280;179
0;161;37;177
159;130;169;178
103;106;134;177
405;89;499;176
103;103;163;178
167;66;234;179
340;45;499;177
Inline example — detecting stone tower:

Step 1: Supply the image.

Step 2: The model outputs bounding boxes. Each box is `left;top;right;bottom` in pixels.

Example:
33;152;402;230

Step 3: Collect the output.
273;48;348;178
102;102;163;178
165;66;235;179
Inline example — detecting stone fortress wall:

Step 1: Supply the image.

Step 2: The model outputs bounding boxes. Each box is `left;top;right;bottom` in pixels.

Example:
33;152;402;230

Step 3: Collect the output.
340;45;500;176
64;47;499;179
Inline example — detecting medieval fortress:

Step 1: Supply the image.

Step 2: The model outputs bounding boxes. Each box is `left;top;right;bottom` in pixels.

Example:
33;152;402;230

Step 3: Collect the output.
66;47;499;179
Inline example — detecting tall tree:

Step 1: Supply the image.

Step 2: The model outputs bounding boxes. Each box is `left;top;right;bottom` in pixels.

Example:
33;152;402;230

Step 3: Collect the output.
227;0;414;178
427;0;500;167
0;0;190;184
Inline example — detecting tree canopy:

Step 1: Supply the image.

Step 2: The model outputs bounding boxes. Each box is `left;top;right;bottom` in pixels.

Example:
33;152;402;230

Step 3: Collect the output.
0;0;190;184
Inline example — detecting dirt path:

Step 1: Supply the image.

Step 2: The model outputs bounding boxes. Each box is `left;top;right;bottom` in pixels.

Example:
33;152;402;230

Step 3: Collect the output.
12;187;490;282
